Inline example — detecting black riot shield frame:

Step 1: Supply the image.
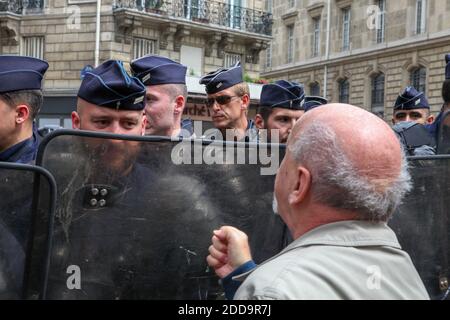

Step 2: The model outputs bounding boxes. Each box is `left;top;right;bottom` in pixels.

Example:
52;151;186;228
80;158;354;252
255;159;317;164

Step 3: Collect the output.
34;129;288;300
437;111;450;154
0;162;57;299
390;155;450;300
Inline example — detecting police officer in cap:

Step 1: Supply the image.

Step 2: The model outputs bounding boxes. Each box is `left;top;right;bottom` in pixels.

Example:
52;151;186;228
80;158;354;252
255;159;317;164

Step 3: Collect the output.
0;55;48;163
254;80;305;143
50;60;219;300
391;86;436;155
199;61;257;141
71;60;148;177
131;55;194;138
72;59;147;136
303;96;328;113
392;86;434;125
0;55;48;298
46;60;172;299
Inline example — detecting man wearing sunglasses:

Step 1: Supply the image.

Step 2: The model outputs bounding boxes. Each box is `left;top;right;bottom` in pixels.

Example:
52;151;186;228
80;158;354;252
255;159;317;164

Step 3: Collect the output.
254;80;306;144
199;62;257;142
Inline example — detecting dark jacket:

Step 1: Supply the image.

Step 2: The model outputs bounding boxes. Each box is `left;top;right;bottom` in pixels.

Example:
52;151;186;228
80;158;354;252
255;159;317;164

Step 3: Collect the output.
0;124;40;164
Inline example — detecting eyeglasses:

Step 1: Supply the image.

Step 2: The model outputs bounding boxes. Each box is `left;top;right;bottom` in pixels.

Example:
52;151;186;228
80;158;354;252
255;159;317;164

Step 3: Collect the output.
206;95;241;108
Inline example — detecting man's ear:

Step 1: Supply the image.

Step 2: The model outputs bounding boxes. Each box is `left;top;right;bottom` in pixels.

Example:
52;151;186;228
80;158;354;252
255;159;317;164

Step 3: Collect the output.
288;166;312;206
426;114;435;124
240;94;250;111
71;111;81;129
15;105;30;124
141;112;147;136
174;95;185;116
254;114;265;130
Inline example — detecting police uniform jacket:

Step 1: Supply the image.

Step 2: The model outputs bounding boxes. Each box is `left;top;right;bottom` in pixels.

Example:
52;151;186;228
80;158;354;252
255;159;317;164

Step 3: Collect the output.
0;124;40;164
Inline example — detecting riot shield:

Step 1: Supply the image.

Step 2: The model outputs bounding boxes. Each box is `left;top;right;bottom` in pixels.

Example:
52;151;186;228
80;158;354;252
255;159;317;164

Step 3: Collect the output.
389;156;450;300
0;162;56;299
33;130;287;300
437;111;450;154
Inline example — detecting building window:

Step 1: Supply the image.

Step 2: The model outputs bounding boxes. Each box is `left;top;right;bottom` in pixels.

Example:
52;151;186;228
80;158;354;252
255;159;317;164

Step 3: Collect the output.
224;52;241;68
180;45;203;77
23;0;45;12
133;38;157;60
266;0;273;12
228;0;242;29
371;73;385;118
63;118;72;129
410;67;427;93
287;24;294;63
184;0;207;20
377;0;385;43
288;0;295;8
36;117;71;130
310;82;320;96
342;7;351;51
339;79;350;103
38;118;60;128
313;17;320;57
21;36;44;59
265;42;272;69
416;0;426;34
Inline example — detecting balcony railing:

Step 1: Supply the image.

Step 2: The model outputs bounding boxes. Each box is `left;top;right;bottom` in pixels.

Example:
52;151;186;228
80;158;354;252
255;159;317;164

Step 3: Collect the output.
114;0;273;36
0;0;44;14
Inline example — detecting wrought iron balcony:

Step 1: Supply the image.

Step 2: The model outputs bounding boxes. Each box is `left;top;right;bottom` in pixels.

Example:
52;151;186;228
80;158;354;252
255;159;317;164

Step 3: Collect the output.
114;0;273;36
0;0;44;14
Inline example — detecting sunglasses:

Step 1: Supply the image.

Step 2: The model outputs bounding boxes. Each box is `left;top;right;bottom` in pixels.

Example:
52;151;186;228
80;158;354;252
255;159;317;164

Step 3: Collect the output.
206;95;240;108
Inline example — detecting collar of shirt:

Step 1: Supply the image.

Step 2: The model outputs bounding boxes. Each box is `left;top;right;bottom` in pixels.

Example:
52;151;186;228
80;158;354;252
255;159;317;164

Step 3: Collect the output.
0;139;30;162
285;220;400;249
0;125;39;163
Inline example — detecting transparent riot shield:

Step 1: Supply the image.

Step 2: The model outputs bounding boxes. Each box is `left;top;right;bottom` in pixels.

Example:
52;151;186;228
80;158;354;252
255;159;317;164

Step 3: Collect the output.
437;111;450;154
0;162;56;299
389;156;450;300
33;130;287;300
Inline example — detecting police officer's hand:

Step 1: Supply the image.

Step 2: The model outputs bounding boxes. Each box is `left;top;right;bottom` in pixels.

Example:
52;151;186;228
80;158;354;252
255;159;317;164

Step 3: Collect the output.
206;226;252;279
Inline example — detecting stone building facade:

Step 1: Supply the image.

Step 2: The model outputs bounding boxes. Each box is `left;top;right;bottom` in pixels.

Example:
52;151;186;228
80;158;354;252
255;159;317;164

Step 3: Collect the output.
262;0;450;120
0;0;271;127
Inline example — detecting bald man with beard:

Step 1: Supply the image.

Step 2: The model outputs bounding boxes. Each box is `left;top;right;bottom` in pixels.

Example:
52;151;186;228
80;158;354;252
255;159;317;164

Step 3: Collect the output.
207;104;429;300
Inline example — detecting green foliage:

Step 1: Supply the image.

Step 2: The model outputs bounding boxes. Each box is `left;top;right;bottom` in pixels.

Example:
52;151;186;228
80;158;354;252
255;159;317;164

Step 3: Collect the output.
243;73;270;84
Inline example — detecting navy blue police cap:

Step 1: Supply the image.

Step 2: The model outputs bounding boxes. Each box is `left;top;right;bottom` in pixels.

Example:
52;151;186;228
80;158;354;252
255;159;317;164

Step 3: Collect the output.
0;55;48;93
260;80;305;110
78;60;146;111
130;55;187;86
445;54;450;80
303;96;328;112
394;86;429;110
199;61;243;94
